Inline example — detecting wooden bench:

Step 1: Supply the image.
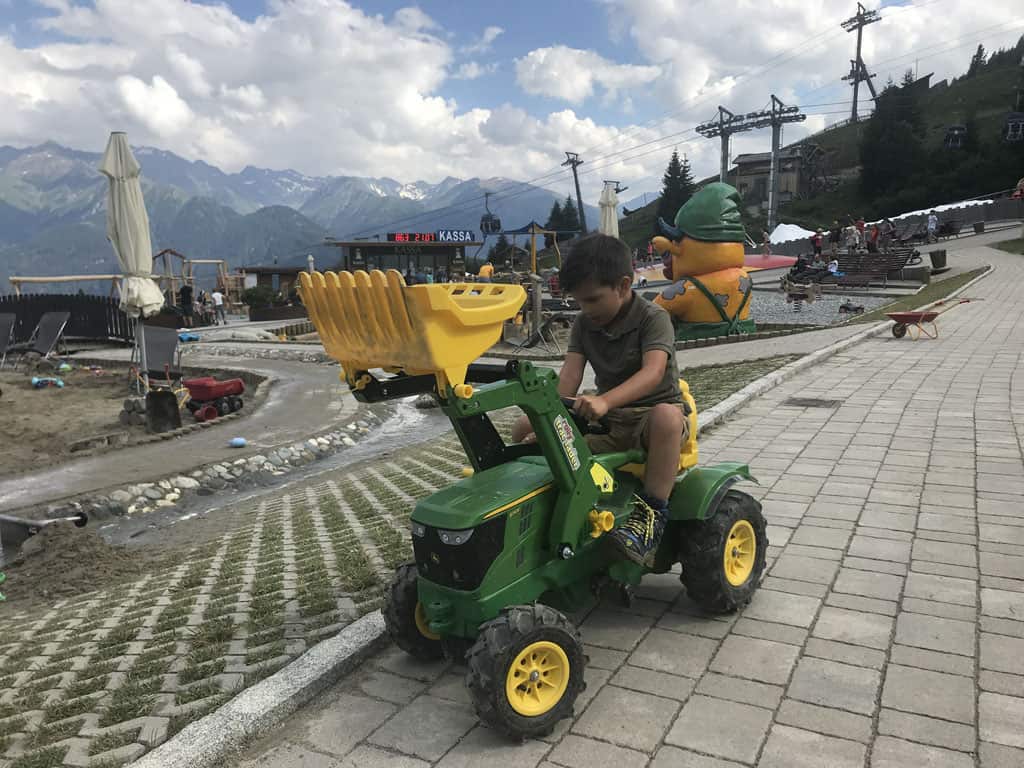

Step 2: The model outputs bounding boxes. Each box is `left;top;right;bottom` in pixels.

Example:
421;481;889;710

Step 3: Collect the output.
833;249;921;287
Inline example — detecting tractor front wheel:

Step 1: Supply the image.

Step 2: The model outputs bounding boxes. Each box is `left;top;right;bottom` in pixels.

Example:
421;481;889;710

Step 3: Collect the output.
680;489;767;614
466;604;586;740
383;563;444;660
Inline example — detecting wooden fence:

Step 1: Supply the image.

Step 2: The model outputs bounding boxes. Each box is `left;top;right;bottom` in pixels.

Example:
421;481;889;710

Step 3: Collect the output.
0;293;134;344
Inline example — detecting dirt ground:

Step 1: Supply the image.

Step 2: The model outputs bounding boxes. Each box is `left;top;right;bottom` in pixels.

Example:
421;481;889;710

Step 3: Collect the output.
0;366;143;478
1;521;163;610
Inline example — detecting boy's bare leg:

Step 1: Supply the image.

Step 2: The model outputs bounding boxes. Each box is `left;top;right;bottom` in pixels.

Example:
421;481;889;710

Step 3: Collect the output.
511;414;532;443
643;403;686;501
609;403;685;564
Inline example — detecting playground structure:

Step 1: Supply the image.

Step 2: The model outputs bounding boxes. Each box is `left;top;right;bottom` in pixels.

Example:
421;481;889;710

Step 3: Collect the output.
8;249;244;307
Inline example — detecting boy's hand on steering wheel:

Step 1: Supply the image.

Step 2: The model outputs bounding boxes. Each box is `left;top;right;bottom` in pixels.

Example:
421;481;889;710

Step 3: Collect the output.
574;394;609;422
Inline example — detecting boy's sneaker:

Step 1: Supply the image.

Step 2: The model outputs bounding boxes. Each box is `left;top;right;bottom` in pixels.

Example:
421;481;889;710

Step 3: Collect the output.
608;495;668;565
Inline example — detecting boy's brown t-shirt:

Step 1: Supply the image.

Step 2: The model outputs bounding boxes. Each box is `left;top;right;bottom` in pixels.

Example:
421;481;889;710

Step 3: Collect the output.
567;292;681;407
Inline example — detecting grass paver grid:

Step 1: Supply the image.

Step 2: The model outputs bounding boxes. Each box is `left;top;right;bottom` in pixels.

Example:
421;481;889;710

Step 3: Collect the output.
0;355;799;766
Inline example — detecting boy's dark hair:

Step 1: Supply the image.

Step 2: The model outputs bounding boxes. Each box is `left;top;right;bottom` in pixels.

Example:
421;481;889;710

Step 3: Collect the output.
559;233;632;293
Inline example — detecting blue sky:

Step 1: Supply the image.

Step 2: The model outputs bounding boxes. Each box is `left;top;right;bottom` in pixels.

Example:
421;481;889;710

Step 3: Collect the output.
1;0;1021;200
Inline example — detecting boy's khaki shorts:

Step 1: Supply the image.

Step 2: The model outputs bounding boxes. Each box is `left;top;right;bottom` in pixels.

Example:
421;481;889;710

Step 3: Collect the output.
585;403;690;455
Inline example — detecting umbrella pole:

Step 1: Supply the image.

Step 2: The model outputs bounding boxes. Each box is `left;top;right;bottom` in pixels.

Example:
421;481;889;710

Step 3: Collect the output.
137;321;149;393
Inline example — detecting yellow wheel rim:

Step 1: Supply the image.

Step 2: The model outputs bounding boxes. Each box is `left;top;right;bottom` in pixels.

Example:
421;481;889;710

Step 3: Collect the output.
414;602;440;640
505;641;570;717
724;519;756;586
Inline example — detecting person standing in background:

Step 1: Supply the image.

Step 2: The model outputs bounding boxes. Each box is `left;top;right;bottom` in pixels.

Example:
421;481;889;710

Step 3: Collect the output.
211;287;227;325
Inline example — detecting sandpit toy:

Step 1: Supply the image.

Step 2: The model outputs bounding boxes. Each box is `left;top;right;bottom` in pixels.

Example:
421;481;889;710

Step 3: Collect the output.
31;376;64;389
300;269;767;739
887;297;974;339
184;376;245;420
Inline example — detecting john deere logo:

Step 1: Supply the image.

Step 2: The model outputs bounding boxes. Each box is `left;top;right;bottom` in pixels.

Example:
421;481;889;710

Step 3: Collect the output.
553;414;581;471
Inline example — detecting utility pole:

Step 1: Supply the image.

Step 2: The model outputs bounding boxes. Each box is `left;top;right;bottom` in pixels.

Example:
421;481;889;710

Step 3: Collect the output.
767;95;806;231
696;106;744;183
841;2;881;122
696;97;804;230
562;152;587;233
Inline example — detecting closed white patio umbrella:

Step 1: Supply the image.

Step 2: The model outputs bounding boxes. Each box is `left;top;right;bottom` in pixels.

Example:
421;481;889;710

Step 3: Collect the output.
99;131;164;385
598;182;620;238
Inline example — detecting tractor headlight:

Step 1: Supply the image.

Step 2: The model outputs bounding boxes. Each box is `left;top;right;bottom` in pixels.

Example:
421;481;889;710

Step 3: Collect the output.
438;528;474;546
410;521;427;537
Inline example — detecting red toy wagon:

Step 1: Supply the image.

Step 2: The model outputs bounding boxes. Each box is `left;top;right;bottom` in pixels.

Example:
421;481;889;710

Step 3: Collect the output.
184;376;245;422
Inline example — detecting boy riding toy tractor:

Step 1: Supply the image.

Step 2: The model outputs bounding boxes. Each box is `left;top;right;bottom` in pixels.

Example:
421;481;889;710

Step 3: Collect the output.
298;224;766;740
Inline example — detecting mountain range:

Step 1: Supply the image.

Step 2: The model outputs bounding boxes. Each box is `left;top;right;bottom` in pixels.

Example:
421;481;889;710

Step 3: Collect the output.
0;141;599;289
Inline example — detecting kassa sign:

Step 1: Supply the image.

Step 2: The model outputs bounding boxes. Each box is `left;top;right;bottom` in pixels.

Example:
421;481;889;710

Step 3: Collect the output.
437;229;476;242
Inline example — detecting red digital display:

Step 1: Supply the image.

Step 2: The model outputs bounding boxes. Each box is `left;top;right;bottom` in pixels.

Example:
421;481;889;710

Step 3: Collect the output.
387;232;438;242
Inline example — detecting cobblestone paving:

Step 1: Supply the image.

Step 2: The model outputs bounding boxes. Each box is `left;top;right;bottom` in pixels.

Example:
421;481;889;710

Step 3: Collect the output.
234;242;1024;768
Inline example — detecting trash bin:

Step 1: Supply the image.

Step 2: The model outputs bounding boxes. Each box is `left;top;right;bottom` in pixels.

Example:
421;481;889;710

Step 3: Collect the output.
929;249;947;270
973;221;985;234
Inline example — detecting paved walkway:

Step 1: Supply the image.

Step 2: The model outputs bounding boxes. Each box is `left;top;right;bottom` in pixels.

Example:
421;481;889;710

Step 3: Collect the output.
0;350;358;513
233;237;1023;767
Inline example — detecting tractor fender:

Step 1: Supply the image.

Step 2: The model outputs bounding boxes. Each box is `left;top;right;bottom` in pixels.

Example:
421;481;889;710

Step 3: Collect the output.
667;462;756;522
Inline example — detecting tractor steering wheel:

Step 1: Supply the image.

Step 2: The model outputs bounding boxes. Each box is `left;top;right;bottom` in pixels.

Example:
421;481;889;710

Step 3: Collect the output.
561;397;611;435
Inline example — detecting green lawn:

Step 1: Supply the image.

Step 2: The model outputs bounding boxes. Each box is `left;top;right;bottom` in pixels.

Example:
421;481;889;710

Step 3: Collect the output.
852;267;988;324
993;237;1024;255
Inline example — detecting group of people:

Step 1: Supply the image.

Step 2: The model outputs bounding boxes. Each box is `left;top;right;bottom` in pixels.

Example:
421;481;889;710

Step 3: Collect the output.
176;283;228;328
809;216;898;259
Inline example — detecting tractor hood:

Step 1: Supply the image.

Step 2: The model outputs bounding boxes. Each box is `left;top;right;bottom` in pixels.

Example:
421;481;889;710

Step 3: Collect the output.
412;459;554;530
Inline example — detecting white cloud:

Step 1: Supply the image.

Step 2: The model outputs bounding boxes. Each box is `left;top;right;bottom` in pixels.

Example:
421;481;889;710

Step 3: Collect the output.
1;0;1020;207
116;75;193;137
462;25;503;54
515;45;661;105
166;45;211;98
453;61;497;80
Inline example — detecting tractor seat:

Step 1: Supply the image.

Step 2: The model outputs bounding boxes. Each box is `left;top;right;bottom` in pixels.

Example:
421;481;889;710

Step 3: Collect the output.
616;379;699;479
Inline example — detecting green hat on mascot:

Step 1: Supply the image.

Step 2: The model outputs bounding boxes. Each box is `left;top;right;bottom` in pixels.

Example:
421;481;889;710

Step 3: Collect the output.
657;182;747;243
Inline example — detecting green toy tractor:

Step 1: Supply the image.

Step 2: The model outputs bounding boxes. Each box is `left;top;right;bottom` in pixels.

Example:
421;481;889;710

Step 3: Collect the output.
299;269;767;740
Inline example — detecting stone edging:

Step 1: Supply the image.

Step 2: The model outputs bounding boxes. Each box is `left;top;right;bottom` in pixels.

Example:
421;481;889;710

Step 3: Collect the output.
131;612;388;768
107;263;998;768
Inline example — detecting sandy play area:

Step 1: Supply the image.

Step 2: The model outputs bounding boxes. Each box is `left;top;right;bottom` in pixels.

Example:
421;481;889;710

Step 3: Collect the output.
0;366;143;477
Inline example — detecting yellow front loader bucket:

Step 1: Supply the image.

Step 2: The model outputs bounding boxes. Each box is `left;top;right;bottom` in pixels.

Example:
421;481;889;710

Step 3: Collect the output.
298;269;526;395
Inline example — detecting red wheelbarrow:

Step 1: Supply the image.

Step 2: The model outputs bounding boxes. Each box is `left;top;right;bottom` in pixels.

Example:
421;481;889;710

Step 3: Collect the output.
887;298;975;340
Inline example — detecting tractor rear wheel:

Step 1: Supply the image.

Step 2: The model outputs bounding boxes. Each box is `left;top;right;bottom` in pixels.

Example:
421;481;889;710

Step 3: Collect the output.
680;490;767;614
383;562;444;661
466;604;585;740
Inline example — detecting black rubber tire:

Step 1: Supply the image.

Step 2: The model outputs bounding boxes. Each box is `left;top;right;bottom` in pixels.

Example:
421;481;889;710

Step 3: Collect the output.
216;397;231;416
466;604;586;740
892;323;907;339
383;563;444;661
679;489;768;614
230;395;244;412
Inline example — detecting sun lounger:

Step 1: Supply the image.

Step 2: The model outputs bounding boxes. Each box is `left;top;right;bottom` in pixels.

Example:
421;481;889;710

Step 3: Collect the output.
10;311;70;368
132;323;182;386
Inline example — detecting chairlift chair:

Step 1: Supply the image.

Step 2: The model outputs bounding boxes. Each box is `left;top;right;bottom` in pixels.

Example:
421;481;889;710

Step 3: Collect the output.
480;192;502;235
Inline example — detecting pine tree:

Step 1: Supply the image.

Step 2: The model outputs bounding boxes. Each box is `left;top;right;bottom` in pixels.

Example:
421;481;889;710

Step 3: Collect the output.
487;233;510;261
544;200;563;231
859;79;926;195
967;44;987;77
561;195;580;231
656;149;694;224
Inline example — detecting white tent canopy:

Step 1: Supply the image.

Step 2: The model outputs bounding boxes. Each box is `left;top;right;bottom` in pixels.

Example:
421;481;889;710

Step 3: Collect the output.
598;182;620;238
769;223;816;245
99;132;164;319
